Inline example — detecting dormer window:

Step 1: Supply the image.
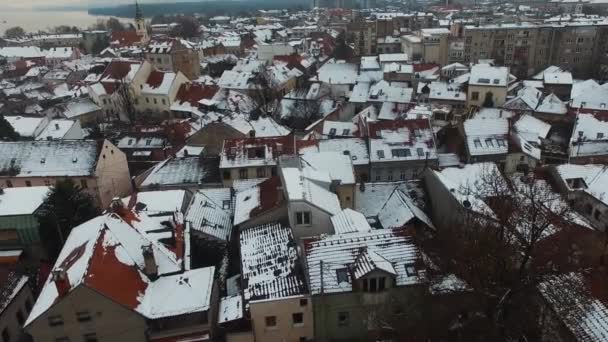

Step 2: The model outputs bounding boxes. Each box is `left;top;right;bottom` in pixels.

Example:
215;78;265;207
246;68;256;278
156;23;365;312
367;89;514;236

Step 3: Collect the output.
405;263;416;277
336;268;349;284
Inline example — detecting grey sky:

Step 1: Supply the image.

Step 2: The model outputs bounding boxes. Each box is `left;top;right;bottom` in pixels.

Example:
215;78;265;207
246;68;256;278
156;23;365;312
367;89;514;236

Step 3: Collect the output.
1;0;197;10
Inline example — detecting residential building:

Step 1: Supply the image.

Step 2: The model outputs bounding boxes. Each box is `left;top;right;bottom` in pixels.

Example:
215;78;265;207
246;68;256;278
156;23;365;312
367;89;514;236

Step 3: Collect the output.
0;269;34;342
0;140;131;208
145;39;201;80
462;118;509;166
219;135;296;187
233;176;288;230
348;20;377;56
239;223;313;342
138;154;219;191
24;204;218;342
366;119;438;182
44;47;82;67
569;114;608;164
467;64;510;107
304;229;425;342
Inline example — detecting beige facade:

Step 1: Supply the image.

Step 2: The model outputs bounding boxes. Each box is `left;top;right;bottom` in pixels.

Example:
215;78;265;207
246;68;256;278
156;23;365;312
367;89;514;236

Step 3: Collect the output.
221;165;277;187
249;296;314;342
419;28;450;65
145;42;201;80
25;285;148;342
348;21;377;56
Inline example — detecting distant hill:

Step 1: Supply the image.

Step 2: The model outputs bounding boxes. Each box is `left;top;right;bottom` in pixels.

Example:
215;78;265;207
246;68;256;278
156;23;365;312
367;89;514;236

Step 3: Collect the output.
88;0;310;18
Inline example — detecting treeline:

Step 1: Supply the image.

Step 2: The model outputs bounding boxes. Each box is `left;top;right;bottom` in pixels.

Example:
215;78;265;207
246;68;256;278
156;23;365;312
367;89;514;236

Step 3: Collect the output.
88;0;309;18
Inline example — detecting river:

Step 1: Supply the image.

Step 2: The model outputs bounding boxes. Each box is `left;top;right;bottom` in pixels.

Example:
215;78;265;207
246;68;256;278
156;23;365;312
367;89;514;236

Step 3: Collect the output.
0;9;131;35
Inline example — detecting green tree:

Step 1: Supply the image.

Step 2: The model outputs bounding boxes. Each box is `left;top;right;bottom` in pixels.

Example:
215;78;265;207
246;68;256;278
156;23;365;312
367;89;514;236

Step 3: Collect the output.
4;26;25;39
0;115;19;141
37;179;100;260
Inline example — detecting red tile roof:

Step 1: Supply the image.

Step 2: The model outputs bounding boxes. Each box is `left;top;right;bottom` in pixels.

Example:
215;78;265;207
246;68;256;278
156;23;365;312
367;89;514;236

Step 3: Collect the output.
250;176;285;217
146;70;165;88
174;83;219;106
110;31;143;47
222;135;296;161
368;119;432;139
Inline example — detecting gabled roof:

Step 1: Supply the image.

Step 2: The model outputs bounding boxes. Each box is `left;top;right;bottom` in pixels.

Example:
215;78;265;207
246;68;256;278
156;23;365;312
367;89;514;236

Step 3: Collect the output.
186;190;233;242
234;177;284;225
463;118;509;156
0;140;100;178
26;208;214;326
281;166;342;216
570;114;608;158
304;229;422;295
240;223;305;302
110;31;143;47
141;156;209;187
352;248;397;279
331;209;372;234
220;135;296;169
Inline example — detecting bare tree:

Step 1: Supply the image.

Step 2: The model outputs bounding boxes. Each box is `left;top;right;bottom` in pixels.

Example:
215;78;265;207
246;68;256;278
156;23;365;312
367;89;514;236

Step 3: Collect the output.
417;167;598;341
115;78;137;124
249;65;282;120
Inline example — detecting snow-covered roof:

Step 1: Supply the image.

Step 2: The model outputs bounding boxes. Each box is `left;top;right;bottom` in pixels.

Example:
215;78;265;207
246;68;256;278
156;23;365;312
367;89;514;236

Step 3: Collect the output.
35;119;82;141
240;223;305;301
469;64;509;87
571;79;600;100
360;56;380;70
463;118;509;156
300;151;355;185
0;140;99;177
377;189;435;230
428;81;466;102
514;114;552;140
321;121;358;137
141;71;178;96
186;190;233;242
0;46;45;59
141;156;209;187
316;62;358;85
4;116;46;138
368;120;437;163
45;47;76;59
544;71;573;85
122;190;186;215
570;114;608;158
571;85;608;111
218;294;243;324
281;167;342;215
60;98;102;119
314;138;369;166
350;80;413;104
539;272;608;342
220;136;295;169
331;209;372;234
555;164;608;206
26;208;213;326
305;229;422;295
0;273;28;316
504;86;542;111
0;186;49;216
378;53;409;63
536;93;567;115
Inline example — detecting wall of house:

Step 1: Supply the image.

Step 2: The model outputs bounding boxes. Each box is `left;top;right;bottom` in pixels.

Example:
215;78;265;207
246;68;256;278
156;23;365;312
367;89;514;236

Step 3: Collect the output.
467;85;507;107
249;295;314;342
188;123;246;156
94;140;132;208
422;168;466;230
0;176;97;200
146;53;174;72
226;331;255;342
312;285;424;342
504;152;538;175
288;201;334;239
238;205;289;231
571;192;608;231
26;285;148;342
371;159;438;182
336;184;355;209
222;165;276;187
0;280;34;342
62;121;86;140
258;43;295;62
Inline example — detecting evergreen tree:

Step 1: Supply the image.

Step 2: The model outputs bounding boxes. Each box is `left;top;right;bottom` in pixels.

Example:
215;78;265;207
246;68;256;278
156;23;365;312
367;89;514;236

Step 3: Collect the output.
0;115;19;141
36;179;100;260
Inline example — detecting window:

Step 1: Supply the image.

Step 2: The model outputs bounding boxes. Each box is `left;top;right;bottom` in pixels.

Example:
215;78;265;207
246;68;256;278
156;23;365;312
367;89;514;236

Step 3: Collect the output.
387;171;393;181
485;139;494;148
329;128;337;136
256;168;266;178
76;311;91;322
146;97;150;103
25;181;32;187
292;312;304;326
338;312;350;326
379;277;386;291
223;171;231;180
48;315;64;326
474;139;482;148
44;179;51;186
300;298;308;306
376;150;385;159
471;92;479;101
400;170;406;181
369;278;377;292
296;211;312;225
153;98;157;105
80;179;88;189
405;263;416;277
6;180;12;188
222;200;231;210
342;129;350;136
162;99;166;105
239;169;248;179
598;133;605;139
2;328;9;342
336;268;349;284
265;316;277;327
594;209;601;221
416;148;424;157
375;173;381;181
16;310;24;325
497;139;506;147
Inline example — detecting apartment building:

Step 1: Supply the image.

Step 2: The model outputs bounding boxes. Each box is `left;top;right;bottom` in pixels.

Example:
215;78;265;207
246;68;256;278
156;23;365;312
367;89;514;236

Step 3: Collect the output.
463;21;608;79
145;39;201;80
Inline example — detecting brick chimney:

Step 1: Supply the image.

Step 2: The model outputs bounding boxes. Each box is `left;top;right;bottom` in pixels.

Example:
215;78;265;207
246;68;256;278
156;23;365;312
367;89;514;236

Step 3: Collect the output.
52;268;70;297
142;244;158;280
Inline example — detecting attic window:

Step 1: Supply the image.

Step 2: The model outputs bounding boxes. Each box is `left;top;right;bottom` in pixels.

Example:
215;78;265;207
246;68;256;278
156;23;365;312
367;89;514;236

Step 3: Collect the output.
485;139;494;148
493;79;500;85
404;263;416;277
342;129;350;136
222;200;231;209
72;157;78;163
474;139;482;148
377;150;385;159
128;139;134;145
40;157;46;164
392;149;411;158
496;139;506;147
145;139;152;146
329;128;337;136
598;133;605;139
336;268;349;284
566;177;587;190
416;148;424;157
601;103;606;109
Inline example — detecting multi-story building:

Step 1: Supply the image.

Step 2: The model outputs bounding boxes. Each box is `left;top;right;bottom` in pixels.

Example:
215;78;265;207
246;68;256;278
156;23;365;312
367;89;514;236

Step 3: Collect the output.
145;39;201;80
348;20;377;56
462;21;608;79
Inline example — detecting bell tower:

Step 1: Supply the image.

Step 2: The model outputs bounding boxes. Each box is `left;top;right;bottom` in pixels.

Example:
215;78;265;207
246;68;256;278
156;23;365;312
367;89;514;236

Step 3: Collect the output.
135;0;148;42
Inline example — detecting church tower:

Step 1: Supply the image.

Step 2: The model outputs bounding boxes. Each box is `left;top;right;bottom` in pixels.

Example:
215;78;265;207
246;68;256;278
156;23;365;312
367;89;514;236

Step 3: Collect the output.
135;0;149;42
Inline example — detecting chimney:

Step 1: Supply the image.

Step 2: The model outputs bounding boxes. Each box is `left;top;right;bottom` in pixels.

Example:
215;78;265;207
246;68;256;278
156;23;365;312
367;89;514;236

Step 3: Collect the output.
183;148;189;157
55;123;60;130
359;182;365;192
52;268;70;297
142;244;158;280
109;197;124;213
249;130;256;138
